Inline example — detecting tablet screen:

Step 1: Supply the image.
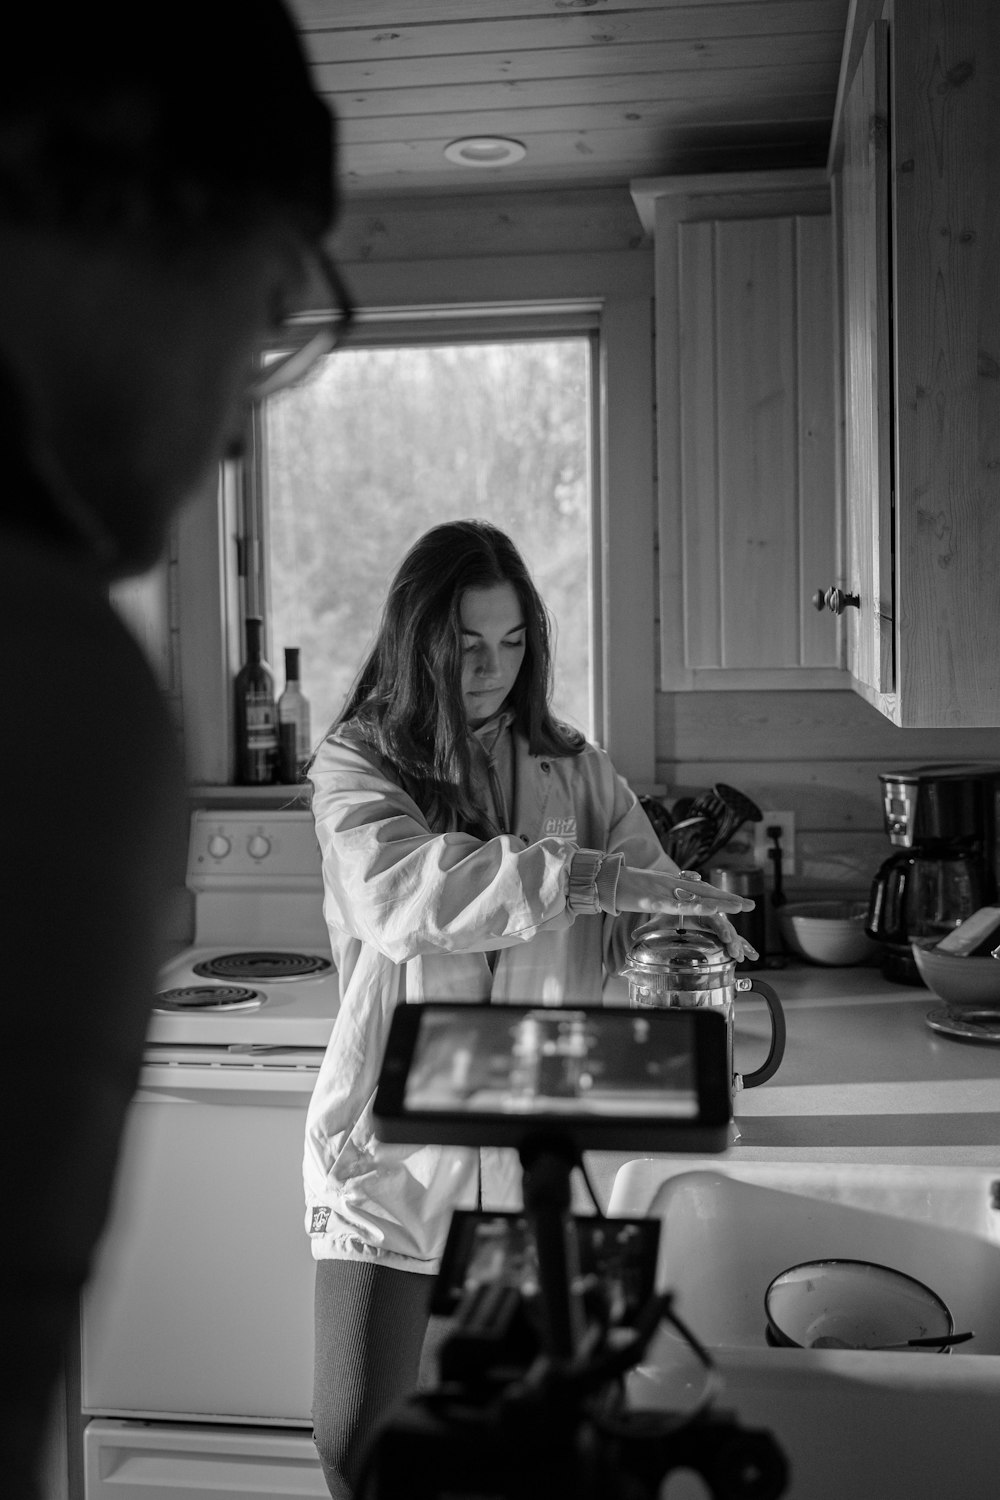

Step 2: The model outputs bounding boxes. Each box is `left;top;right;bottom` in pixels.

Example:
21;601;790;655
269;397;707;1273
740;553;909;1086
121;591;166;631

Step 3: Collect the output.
374;1003;730;1152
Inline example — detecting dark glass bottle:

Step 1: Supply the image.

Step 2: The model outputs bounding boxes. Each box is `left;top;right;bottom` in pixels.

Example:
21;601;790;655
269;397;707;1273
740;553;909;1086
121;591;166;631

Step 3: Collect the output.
234;616;278;784
277;647;312;783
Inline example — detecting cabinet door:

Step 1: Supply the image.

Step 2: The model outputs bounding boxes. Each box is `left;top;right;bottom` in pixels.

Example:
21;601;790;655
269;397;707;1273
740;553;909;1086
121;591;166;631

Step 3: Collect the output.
840;20;893;702
891;0;1000;725
645;174;842;692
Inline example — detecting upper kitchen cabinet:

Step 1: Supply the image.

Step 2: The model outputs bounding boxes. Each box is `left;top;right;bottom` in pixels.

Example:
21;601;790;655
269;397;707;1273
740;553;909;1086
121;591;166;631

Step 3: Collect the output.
830;0;1000;726
631;171;843;693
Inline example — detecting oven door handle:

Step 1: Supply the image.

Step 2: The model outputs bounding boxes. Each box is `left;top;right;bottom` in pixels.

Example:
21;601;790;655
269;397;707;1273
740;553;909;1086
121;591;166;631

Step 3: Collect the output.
137;1063;320;1102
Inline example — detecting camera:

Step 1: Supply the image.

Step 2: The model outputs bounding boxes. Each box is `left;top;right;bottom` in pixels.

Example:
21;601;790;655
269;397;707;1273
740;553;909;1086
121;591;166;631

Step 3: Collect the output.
359;1004;788;1500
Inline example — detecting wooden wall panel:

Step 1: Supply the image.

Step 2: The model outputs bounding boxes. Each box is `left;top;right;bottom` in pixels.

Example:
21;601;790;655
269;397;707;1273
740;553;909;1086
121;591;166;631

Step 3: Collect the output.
654;687;1000;897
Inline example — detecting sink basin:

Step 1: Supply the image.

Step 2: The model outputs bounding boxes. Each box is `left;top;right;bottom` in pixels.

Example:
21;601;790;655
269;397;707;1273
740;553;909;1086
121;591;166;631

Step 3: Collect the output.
608;1160;1000;1355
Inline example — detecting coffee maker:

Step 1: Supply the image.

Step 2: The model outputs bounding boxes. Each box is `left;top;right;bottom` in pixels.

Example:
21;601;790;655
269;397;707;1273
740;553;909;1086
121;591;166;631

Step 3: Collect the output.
866;763;1000;982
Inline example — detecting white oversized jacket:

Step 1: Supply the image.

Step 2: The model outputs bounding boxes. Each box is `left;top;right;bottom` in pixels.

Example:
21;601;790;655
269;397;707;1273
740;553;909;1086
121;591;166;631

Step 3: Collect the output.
304;721;674;1273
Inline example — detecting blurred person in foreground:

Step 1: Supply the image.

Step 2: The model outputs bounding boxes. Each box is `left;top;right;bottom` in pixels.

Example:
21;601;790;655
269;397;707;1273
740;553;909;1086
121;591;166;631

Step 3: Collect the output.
0;4;342;1493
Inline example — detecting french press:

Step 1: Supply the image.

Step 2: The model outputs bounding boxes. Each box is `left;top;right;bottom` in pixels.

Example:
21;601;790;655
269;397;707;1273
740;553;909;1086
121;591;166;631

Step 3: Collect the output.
621;924;786;1091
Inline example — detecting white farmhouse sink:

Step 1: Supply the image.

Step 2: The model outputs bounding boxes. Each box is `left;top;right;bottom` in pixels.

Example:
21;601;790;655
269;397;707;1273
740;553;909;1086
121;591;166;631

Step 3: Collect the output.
608;1161;1000;1499
608;1160;1000;1355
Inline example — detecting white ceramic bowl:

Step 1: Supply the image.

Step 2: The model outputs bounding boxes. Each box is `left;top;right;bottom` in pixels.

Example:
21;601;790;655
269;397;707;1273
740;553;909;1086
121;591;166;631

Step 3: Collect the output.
911;938;1000;1007
778;900;877;966
765;1258;954;1352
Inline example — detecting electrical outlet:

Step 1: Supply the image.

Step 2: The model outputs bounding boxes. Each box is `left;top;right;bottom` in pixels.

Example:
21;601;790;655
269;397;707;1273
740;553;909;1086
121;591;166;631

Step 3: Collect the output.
753;812;796;876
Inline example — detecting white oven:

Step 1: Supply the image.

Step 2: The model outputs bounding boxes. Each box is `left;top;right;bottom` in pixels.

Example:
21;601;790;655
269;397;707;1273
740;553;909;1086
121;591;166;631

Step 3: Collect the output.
81;810;336;1499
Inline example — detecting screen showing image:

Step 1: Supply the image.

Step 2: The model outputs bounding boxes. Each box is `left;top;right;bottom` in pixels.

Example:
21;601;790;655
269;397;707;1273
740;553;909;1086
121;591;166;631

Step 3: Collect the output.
432;1210;660;1321
402;1008;699;1119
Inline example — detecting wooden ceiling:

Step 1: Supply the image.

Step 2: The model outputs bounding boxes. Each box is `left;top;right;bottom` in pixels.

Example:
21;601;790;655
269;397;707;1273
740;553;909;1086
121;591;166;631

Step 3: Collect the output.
289;0;852;202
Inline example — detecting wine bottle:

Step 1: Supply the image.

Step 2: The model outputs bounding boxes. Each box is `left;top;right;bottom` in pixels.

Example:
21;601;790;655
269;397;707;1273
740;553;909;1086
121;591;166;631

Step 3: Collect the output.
234;616;278;784
277;647;312;783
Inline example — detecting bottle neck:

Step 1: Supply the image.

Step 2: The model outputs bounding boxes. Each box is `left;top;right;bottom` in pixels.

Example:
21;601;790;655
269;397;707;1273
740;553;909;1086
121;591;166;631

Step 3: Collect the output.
244;617;265;665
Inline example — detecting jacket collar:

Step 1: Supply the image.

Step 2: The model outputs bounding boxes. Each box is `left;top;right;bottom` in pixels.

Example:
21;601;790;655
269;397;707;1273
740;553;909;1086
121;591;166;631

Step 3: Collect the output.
468;707;515;758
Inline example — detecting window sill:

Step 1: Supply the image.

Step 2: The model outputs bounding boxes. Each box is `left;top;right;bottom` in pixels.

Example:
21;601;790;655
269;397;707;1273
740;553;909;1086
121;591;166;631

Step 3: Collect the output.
188;783;312;809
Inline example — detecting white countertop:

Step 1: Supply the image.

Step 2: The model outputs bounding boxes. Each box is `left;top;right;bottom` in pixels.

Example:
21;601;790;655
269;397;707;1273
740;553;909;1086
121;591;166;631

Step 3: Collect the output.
596;964;1000;1498
730;960;1000;1159
586;961;1000;1207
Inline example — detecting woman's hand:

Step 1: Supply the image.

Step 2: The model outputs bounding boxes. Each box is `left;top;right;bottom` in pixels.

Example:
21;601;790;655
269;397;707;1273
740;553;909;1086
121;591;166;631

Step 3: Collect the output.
615;866;759;963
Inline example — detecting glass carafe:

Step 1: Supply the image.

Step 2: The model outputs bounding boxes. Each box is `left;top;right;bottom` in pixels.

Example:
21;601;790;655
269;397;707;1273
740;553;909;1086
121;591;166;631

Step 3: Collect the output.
866;844;983;946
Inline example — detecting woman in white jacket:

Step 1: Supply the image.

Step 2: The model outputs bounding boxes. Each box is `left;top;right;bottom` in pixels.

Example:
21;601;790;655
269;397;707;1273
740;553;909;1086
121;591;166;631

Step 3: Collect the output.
306;520;755;1497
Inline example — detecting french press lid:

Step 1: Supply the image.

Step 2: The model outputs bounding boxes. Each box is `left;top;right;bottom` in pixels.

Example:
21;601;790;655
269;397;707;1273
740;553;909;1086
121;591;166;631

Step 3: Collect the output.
625;924;733;980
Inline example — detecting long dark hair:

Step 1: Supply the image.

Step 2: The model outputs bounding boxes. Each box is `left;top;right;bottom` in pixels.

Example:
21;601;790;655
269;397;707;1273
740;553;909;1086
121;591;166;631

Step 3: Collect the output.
333;520;583;830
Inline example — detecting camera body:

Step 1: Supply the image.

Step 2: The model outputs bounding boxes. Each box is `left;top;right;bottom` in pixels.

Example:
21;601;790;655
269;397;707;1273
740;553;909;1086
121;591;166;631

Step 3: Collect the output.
364;1005;788;1500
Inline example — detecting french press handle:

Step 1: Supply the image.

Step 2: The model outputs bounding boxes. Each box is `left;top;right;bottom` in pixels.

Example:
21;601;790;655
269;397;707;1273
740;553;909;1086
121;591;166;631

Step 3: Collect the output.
734;977;786;1088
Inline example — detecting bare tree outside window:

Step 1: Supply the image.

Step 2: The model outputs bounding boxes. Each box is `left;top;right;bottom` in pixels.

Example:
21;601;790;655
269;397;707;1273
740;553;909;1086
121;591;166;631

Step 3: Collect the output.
261;338;594;748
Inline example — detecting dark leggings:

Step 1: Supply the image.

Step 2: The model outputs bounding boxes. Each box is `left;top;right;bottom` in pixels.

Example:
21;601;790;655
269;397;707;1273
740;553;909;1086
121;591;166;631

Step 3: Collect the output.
313;1259;436;1499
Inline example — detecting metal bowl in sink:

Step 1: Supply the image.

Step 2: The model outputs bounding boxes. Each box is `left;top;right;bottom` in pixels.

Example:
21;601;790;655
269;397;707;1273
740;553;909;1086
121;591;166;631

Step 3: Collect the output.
764;1259;955;1353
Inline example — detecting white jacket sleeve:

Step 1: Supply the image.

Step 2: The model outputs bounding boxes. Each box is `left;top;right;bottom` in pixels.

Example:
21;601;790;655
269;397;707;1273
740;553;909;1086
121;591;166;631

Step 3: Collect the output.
310;731;591;965
594;760;679;977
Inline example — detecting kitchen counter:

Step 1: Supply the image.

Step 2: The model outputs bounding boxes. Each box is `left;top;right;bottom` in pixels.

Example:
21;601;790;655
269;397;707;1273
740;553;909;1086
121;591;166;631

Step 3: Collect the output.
730;960;1000;1160
589;960;1000;1206
595;963;1000;1499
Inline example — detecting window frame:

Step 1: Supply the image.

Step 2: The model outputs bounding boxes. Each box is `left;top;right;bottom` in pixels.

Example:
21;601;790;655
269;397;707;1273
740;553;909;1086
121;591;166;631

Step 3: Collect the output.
177;248;656;791
247;307;603;743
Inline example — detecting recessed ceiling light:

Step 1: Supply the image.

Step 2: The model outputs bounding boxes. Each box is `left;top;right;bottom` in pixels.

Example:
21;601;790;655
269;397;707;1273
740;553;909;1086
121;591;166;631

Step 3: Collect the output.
444;137;527;168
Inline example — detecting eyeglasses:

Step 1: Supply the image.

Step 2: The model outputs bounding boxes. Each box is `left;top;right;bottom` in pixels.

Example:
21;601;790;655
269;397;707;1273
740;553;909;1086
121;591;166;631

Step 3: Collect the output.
249;249;354;403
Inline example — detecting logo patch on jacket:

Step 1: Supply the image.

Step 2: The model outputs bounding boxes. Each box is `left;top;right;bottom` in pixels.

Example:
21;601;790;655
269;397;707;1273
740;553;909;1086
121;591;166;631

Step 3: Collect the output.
543;816;578;838
310;1206;332;1233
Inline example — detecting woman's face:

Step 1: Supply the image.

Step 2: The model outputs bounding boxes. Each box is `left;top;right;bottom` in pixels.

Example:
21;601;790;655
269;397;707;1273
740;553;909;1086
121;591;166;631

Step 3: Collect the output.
459;582;527;727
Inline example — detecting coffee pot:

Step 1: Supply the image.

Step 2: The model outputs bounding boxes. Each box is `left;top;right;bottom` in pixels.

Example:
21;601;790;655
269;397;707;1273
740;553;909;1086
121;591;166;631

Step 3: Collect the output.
621;924;786;1091
867;763;1000;983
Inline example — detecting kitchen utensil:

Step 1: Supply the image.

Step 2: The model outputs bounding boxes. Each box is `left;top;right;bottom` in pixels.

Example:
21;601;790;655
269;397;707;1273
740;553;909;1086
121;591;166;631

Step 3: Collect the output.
683;783;763;869
811;1331;973;1350
646;785;764;872
712;783;764;848
638;794;676;847
764;1258;954;1354
779;900;877;966
621;925;785;1090
665;815;712;869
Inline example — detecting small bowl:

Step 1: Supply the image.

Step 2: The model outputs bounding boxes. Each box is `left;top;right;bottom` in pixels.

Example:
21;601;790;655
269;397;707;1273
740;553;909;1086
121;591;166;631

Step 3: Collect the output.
765;1259;954;1352
778;900;878;966
911;938;1000;1007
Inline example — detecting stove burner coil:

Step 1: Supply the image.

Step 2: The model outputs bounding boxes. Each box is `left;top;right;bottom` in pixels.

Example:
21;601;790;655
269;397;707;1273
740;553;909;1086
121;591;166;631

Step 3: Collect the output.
154;985;264;1012
192;951;333;982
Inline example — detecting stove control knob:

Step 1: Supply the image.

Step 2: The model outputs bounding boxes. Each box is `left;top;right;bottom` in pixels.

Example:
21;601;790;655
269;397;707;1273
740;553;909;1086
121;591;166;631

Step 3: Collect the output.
248;833;271;860
207;833;231;859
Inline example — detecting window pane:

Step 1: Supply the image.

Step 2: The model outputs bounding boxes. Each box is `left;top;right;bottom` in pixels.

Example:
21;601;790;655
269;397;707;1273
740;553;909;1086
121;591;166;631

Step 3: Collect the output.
262;338;594;744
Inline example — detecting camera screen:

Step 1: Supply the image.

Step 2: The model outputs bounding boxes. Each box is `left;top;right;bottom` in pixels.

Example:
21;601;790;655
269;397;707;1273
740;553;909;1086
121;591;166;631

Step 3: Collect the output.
432;1210;660;1322
375;1002;730;1151
403;1008;698;1119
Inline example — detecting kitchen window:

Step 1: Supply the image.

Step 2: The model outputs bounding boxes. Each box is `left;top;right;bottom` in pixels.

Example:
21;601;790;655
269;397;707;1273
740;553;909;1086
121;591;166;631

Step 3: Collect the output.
176;250;656;790
242;319;599;745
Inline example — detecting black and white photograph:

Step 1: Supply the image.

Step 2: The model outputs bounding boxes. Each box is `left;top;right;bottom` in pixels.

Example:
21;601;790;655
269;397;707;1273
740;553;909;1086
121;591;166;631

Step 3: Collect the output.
4;4;1000;1499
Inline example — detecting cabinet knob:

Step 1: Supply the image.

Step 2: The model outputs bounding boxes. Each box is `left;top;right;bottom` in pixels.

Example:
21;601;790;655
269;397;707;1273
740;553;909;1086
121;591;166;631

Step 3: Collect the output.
813;586;860;616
